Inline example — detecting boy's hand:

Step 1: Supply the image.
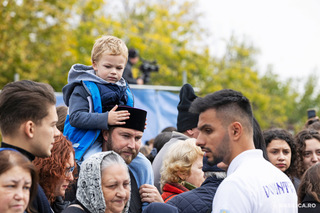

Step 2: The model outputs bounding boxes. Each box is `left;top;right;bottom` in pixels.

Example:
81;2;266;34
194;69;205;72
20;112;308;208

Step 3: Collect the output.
108;105;130;125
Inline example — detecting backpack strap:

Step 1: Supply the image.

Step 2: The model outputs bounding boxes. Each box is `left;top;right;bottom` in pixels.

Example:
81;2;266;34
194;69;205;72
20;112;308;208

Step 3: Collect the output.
82;81;102;113
125;83;134;107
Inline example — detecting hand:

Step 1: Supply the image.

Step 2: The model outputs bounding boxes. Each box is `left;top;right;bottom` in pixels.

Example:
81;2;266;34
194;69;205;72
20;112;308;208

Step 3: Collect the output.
107;105;130;125
137;78;144;85
139;184;164;203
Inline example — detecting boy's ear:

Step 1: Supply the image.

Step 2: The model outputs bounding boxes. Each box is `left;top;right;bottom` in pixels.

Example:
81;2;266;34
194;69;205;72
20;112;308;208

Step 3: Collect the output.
92;60;97;71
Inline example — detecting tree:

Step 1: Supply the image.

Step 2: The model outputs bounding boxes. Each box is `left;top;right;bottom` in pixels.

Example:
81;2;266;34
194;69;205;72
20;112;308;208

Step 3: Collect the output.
0;0;77;90
113;0;212;86
2;0;320;132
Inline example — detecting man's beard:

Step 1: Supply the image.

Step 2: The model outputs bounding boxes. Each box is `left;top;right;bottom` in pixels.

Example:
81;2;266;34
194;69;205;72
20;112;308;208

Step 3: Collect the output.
208;132;230;166
105;134;138;164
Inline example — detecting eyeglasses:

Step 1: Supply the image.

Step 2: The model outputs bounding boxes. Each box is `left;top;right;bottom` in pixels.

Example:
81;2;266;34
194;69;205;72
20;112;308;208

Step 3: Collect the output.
65;166;75;177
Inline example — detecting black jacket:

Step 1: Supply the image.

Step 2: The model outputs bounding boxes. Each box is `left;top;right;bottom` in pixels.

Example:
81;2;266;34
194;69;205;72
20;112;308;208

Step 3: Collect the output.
299;194;320;213
167;175;224;213
123;61;137;84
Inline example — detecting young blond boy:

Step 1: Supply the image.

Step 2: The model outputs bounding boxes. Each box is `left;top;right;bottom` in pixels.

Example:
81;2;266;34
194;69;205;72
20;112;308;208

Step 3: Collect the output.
62;35;134;163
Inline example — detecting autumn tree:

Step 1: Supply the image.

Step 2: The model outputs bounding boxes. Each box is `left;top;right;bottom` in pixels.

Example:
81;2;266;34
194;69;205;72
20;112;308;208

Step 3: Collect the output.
0;0;77;90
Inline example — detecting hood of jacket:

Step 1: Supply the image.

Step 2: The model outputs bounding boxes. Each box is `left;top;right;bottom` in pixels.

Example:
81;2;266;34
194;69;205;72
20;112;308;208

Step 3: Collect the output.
76;151;130;213
62;64;127;106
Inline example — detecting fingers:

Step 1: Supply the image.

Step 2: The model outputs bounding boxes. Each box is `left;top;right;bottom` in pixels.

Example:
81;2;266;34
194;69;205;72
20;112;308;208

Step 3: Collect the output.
115;111;130;122
107;109;130;126
139;184;164;203
110;105;119;111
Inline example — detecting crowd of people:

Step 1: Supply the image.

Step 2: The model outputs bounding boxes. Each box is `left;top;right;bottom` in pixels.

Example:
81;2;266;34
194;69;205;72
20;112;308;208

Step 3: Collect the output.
0;34;320;213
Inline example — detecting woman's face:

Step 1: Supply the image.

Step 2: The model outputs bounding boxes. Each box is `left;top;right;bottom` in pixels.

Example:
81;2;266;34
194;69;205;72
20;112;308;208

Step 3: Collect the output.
102;164;130;213
54;152;75;198
303;138;320;170
0;166;32;213
266;139;292;172
185;155;205;187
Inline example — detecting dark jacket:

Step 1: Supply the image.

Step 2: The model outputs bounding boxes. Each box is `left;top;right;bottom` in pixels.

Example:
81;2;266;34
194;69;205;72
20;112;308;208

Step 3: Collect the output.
61;200;89;213
142;203;178;213
298;194;320;213
161;182;189;203
167;175;224;213
123;60;137;84
1;142;52;213
52;196;71;213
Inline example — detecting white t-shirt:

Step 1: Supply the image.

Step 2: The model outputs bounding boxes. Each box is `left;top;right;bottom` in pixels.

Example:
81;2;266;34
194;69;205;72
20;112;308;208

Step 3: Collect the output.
212;149;297;213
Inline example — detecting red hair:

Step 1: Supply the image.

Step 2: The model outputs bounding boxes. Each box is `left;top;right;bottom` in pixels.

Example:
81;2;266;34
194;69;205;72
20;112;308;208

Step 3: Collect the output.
33;133;76;204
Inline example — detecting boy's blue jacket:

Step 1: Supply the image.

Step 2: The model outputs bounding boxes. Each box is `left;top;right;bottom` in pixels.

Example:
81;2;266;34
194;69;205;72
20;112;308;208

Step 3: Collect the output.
62;64;133;162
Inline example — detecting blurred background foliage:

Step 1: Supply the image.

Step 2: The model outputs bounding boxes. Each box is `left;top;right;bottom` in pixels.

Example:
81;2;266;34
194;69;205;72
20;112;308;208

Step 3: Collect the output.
1;0;320;133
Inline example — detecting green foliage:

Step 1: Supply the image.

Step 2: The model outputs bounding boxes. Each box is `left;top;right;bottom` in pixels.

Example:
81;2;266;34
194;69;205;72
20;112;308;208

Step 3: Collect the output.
0;0;77;90
1;0;319;132
115;0;210;86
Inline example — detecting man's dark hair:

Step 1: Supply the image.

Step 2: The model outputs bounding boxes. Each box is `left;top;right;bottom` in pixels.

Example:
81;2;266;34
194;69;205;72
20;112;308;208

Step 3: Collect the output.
161;126;177;133
128;48;139;58
190;89;253;132
153;131;173;153
253;117;268;160
0;80;56;136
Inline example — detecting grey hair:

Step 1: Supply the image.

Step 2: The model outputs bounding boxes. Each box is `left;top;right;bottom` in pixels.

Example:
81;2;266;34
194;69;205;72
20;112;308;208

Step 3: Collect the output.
101;151;128;173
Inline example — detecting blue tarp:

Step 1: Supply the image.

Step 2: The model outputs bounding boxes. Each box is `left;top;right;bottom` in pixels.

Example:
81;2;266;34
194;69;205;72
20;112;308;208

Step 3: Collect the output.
56;88;179;144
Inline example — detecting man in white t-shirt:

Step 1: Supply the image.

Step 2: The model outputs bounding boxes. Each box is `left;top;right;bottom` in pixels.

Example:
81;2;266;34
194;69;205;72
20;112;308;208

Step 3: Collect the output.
190;89;297;213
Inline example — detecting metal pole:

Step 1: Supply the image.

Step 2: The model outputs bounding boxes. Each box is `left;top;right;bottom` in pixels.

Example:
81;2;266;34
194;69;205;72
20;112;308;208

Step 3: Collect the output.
14;73;20;82
182;71;187;85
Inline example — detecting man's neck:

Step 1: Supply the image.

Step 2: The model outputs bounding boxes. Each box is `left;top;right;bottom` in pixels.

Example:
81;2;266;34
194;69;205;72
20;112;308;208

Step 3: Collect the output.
2;136;33;156
0;142;35;161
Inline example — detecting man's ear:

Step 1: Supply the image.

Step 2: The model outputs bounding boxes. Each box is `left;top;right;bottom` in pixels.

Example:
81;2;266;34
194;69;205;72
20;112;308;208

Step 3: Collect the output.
102;130;109;141
24;121;35;138
229;122;242;140
186;129;193;136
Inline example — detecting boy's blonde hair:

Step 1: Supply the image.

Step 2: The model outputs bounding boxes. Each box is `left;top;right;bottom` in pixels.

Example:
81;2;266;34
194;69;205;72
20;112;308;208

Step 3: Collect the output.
91;35;128;63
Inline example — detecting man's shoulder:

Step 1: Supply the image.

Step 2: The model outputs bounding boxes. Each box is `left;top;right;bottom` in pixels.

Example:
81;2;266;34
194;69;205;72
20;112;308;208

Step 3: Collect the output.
129;153;154;186
129;153;153;176
130;152;151;167
228;156;287;181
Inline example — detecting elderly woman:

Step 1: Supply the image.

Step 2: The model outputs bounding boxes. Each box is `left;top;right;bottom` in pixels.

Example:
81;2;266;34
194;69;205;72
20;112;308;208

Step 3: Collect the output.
298;162;320;212
0;148;38;213
33;134;76;213
160;138;205;203
62;151;130;213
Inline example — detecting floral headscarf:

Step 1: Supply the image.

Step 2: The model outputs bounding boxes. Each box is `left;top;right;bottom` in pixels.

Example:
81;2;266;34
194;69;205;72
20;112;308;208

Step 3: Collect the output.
76;151;130;213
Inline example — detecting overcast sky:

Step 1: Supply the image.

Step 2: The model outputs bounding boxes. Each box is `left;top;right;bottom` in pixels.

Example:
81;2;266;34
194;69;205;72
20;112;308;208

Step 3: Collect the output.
198;0;320;81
